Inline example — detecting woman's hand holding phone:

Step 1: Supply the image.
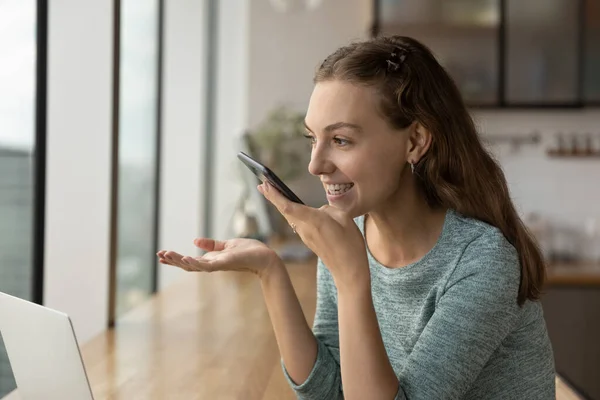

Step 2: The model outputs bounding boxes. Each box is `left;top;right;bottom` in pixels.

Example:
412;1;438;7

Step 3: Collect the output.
258;181;370;290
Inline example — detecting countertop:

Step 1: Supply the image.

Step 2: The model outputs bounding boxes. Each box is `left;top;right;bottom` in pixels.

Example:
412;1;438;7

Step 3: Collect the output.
547;262;600;286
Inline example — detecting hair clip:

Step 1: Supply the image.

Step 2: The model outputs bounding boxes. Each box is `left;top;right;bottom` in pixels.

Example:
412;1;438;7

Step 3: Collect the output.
386;59;401;72
386;46;408;73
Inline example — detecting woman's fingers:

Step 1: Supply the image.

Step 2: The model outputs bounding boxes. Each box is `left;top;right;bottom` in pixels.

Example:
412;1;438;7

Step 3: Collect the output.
259;182;312;233
157;249;225;273
157;251;176;266
158;251;193;271
161;251;187;269
260;182;299;217
193;237;226;252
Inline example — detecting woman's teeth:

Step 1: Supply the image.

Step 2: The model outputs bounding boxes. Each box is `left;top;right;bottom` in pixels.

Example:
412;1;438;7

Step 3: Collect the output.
326;183;354;195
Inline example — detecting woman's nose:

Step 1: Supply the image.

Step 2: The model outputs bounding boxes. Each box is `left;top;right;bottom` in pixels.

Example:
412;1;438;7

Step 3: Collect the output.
308;146;334;177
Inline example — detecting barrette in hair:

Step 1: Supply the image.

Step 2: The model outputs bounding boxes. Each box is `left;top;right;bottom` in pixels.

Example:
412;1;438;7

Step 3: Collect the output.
386;46;409;73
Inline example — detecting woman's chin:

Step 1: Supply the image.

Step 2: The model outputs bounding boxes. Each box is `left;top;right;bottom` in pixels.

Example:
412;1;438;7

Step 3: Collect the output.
326;196;363;218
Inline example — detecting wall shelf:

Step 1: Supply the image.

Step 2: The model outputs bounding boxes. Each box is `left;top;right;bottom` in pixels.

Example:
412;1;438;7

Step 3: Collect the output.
547;151;600;158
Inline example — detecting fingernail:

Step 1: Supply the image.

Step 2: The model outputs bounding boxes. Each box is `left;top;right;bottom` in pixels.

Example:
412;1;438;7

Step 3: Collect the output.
257;185;264;195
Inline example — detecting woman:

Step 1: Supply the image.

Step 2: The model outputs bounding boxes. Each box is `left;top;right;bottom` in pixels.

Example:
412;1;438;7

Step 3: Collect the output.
158;36;555;399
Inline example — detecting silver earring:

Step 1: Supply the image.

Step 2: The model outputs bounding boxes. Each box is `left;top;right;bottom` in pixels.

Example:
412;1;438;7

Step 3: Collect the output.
410;161;415;174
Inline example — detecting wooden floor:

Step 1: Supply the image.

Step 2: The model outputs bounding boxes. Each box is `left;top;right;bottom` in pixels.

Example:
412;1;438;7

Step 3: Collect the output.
3;254;581;399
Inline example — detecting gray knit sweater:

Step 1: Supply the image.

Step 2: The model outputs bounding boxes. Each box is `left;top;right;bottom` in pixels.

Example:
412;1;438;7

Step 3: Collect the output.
282;209;555;399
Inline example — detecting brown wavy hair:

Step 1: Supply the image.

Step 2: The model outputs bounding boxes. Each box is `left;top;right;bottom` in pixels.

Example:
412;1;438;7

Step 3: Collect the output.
315;35;545;306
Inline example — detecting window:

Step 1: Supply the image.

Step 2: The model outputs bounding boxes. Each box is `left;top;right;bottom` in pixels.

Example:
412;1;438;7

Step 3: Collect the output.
0;0;41;396
114;0;162;318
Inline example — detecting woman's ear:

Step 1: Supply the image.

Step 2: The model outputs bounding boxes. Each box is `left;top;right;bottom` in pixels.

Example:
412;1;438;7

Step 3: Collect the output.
407;122;432;163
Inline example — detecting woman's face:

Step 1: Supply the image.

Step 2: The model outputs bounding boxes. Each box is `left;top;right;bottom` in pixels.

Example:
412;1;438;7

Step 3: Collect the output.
304;80;411;217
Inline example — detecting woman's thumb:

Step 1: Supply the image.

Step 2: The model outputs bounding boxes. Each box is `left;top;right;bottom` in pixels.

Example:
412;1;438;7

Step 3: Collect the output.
193;237;225;252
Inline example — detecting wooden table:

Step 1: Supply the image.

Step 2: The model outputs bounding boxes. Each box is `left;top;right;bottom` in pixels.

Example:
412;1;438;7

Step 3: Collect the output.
556;376;585;400
3;255;583;399
547;262;600;286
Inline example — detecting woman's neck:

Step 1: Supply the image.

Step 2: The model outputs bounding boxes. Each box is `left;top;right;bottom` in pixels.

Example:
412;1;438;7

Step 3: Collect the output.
365;186;447;268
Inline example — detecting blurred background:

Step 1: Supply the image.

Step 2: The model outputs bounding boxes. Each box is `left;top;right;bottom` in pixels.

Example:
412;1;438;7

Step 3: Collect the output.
0;0;599;398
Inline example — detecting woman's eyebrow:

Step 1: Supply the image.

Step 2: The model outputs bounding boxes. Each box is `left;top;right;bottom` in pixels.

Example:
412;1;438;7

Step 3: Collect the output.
303;120;363;134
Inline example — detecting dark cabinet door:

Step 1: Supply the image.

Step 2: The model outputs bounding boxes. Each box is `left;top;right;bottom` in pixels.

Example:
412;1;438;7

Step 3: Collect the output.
585;0;600;103
504;0;581;105
378;0;501;106
542;287;600;400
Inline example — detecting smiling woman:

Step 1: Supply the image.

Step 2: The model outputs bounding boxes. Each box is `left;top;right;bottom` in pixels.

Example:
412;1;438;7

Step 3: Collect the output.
158;35;555;400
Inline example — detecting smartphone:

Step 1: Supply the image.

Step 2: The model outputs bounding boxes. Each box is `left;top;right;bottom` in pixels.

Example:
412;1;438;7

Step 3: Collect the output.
237;151;305;205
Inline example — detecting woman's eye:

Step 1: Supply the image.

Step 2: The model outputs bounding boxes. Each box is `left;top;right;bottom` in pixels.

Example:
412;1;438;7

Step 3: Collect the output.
303;134;316;145
333;137;349;146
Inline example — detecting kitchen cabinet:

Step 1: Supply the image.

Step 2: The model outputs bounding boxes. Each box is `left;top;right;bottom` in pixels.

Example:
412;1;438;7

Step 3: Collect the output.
374;0;598;107
504;0;579;105
377;0;500;105
542;286;600;400
585;0;600;103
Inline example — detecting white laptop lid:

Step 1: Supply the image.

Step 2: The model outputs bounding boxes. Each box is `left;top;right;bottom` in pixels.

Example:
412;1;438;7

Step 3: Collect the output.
0;292;94;400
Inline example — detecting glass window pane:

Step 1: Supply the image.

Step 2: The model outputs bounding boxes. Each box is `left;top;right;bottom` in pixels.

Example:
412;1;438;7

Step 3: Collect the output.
0;0;37;396
505;0;579;104
585;0;600;102
379;0;500;105
115;0;160;318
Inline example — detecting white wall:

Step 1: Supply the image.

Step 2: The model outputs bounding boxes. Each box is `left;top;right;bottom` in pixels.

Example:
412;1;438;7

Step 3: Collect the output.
44;0;114;342
157;0;208;289
473;110;600;229
247;0;372;128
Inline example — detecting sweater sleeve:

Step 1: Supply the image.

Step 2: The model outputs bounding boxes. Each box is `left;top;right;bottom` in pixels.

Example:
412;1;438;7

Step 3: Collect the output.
281;258;343;400
394;230;522;400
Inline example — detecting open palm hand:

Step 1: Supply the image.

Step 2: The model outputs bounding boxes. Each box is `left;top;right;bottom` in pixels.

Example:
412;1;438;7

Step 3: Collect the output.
157;237;281;278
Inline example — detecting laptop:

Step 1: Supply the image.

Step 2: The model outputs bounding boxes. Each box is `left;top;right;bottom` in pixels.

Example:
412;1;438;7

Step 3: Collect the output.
0;291;94;400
